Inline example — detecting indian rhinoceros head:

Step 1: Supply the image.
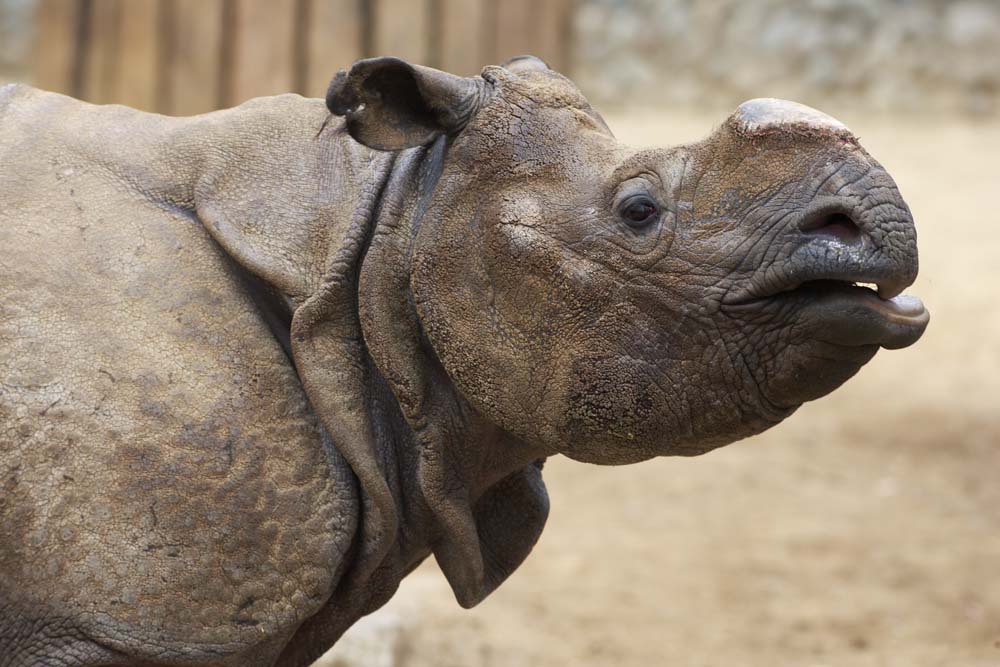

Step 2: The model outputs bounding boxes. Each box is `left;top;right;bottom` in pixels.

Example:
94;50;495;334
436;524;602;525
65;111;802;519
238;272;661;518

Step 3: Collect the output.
328;56;928;467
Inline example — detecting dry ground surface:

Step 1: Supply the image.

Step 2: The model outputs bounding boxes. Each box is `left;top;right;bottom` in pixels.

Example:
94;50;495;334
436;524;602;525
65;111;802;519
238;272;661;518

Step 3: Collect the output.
320;110;1000;667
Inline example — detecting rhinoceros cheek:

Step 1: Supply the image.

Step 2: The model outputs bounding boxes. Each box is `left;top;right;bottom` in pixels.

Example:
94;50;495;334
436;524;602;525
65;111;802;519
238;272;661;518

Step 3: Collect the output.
556;355;672;465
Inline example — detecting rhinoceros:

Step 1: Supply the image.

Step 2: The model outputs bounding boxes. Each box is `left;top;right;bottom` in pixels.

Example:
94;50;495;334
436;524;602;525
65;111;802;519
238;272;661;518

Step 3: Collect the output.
0;55;928;666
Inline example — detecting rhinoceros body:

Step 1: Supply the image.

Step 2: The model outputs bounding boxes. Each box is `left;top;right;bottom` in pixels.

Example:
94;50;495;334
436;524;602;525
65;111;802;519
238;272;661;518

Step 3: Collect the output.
0;57;927;666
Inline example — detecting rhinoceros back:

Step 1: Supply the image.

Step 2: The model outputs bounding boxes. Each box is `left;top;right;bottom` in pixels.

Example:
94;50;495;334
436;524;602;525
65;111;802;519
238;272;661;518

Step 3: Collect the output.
0;87;358;665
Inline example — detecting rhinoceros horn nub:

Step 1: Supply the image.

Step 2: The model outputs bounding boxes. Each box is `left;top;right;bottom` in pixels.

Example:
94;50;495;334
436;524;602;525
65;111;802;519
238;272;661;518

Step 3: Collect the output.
729;98;857;142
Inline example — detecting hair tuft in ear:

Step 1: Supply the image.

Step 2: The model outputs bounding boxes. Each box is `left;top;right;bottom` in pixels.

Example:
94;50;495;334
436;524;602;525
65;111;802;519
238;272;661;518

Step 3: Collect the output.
325;69;359;116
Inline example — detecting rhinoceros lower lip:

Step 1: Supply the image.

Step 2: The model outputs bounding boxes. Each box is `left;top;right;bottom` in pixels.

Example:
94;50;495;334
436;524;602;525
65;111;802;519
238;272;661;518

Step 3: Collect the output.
727;279;930;349
743;278;924;313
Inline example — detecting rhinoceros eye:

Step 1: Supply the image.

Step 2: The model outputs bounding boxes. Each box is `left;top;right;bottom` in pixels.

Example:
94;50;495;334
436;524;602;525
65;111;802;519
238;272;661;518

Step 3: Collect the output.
620;196;659;228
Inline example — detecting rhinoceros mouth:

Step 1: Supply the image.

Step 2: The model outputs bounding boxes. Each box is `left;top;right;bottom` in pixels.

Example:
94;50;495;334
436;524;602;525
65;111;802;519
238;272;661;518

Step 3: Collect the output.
724;276;929;350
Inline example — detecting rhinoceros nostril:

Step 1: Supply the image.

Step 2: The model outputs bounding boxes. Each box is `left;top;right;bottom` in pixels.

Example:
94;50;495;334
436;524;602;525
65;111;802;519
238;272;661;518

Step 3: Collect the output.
799;211;862;244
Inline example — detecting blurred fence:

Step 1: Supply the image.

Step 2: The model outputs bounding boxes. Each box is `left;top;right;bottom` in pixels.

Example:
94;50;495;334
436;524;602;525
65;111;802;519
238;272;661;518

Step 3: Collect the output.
19;0;1000;116
32;0;574;115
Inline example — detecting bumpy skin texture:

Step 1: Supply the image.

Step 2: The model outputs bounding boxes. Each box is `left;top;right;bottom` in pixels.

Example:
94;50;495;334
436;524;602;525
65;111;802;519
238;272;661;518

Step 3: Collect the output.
0;85;365;666
0;56;925;667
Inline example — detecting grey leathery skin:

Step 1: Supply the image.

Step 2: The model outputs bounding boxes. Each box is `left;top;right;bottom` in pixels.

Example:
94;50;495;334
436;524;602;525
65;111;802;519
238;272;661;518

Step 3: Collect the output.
0;56;926;666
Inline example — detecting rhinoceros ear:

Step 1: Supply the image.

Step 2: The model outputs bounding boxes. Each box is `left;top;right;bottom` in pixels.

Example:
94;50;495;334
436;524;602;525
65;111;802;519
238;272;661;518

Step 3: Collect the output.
326;57;488;151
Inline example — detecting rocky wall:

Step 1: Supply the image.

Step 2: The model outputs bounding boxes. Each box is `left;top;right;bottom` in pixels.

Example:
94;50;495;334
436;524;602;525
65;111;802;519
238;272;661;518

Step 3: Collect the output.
572;0;1000;115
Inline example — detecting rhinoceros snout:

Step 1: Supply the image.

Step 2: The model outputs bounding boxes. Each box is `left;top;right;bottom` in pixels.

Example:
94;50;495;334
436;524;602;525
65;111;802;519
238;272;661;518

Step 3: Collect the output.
725;184;928;352
716;98;923;329
792;192;919;300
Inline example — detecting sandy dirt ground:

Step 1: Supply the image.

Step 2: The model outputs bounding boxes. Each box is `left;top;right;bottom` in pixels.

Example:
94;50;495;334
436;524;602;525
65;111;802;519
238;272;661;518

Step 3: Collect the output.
320;110;1000;667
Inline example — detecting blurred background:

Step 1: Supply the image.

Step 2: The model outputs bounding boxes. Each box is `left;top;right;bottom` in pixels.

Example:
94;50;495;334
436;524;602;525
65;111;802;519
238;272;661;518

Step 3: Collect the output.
2;0;999;115
2;1;998;666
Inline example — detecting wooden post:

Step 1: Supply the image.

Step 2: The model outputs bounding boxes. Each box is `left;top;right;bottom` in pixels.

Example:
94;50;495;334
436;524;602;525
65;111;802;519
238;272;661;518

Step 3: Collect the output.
114;0;160;111
304;0;364;100
439;0;486;75
32;0;85;96
532;0;573;73
373;0;430;65
229;0;297;105
493;0;534;64
162;0;226;115
81;0;122;103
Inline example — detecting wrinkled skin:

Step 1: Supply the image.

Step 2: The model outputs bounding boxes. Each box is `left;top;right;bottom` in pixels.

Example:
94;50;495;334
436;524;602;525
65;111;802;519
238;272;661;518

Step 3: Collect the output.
0;56;927;666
